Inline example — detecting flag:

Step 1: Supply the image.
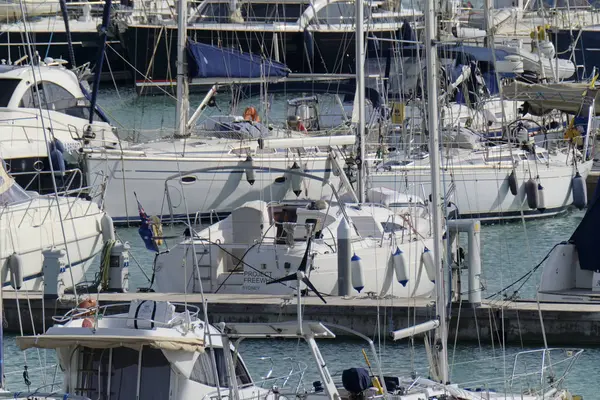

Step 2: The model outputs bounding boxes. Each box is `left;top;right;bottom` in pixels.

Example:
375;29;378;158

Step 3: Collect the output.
135;192;159;252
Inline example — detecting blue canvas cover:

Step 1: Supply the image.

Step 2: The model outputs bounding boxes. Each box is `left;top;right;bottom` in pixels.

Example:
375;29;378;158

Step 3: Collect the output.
186;40;290;79
570;195;600;272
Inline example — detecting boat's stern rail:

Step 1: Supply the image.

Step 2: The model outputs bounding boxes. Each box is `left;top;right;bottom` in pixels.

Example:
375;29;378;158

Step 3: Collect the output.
0;172;107;228
508;348;584;394
51;301;203;330
10;167;84;193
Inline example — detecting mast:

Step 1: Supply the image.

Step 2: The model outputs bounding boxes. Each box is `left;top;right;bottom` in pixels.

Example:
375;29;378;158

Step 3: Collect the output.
355;0;366;203
88;0;112;124
176;0;189;137
424;0;449;383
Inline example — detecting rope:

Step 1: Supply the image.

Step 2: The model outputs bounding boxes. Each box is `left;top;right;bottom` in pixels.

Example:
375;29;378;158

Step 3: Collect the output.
100;239;116;290
66;240;115;293
485;242;562;301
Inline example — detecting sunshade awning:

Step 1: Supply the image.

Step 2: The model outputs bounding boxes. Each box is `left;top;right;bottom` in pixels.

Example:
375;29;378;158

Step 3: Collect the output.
503;81;600;115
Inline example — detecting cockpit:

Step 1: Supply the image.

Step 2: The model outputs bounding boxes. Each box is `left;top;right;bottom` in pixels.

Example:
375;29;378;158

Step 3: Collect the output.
0;67;105;122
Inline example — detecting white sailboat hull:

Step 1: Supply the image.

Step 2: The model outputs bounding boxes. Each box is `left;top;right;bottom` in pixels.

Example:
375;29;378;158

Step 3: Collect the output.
371;159;593;221
0;196;105;291
84;152;339;223
155;237;436;297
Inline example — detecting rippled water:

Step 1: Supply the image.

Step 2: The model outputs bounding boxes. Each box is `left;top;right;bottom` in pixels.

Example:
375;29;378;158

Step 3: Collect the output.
2;90;596;398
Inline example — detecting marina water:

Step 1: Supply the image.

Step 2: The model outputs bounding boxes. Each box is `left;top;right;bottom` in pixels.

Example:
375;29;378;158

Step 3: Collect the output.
2;89;597;398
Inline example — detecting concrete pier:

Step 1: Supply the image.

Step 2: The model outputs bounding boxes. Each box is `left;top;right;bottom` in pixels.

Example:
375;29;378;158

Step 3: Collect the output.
587;171;600;202
5;291;600;345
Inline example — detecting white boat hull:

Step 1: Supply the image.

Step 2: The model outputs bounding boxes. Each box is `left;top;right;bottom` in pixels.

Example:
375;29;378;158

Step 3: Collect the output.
155;237;436;297
371;159;593;221
84;153;340;223
0;197;105;291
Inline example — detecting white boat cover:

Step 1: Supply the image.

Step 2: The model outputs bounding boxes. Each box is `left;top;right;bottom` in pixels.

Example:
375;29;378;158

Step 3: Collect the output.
16;334;205;353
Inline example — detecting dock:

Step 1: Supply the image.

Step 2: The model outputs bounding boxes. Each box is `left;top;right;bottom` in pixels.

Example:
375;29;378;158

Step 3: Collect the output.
587;170;600;201
5;291;600;345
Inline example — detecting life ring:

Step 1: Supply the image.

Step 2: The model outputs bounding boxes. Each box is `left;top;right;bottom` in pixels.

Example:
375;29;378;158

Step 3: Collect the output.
150;215;164;246
243;106;261;122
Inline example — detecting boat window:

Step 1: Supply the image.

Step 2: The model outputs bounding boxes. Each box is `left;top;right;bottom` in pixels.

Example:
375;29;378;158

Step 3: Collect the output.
351;216;383;238
313;2;370;24
20;81;78;114
198;2;230;22
190;348;252;388
381;221;406;233
76;347;171;399
242;2;308;22
537;153;546;161
315;1;355;23
0;78;20;107
0;178;30;206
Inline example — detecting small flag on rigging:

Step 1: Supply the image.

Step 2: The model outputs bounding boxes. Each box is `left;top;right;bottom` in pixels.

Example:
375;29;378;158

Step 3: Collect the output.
135;192;160;252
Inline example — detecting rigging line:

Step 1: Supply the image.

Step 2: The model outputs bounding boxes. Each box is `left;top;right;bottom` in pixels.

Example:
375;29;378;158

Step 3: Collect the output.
104;47;122;102
485;242;560;300
105;43;177;101
19;0;80;300
23;288;47;384
449;296;462;379
212;242;260;294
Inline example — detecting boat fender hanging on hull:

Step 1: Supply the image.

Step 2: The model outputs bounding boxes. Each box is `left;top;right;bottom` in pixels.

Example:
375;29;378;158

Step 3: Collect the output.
537;183;546;212
290;162;303;197
422;247;436;283
244;155;255;185
525;178;539;209
392;247;409;287
508;170;518;196
49;139;66;173
8;253;23;290
351;253;365;293
101;213;115;242
572;172;587;210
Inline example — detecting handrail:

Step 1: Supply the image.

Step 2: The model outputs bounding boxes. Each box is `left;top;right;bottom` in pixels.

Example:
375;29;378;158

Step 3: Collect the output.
198;359;309;400
52;302;202;324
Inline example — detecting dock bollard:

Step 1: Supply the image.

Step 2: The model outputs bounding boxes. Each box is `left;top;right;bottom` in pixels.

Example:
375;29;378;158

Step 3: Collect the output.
42;248;66;300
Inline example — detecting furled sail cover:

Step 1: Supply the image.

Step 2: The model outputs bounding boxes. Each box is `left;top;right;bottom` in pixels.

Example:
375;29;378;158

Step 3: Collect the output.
570;196;600;272
186;40;290;79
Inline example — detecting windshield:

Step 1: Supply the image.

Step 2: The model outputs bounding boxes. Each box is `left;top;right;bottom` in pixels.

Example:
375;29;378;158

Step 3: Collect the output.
0;78;20;107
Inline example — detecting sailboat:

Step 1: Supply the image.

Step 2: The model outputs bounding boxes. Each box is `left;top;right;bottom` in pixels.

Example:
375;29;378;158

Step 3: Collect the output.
80;0;358;224
367;7;594;222
380;0;583;395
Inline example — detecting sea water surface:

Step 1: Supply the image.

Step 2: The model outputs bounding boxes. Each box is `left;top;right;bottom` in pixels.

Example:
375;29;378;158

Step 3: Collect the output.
2;88;596;398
